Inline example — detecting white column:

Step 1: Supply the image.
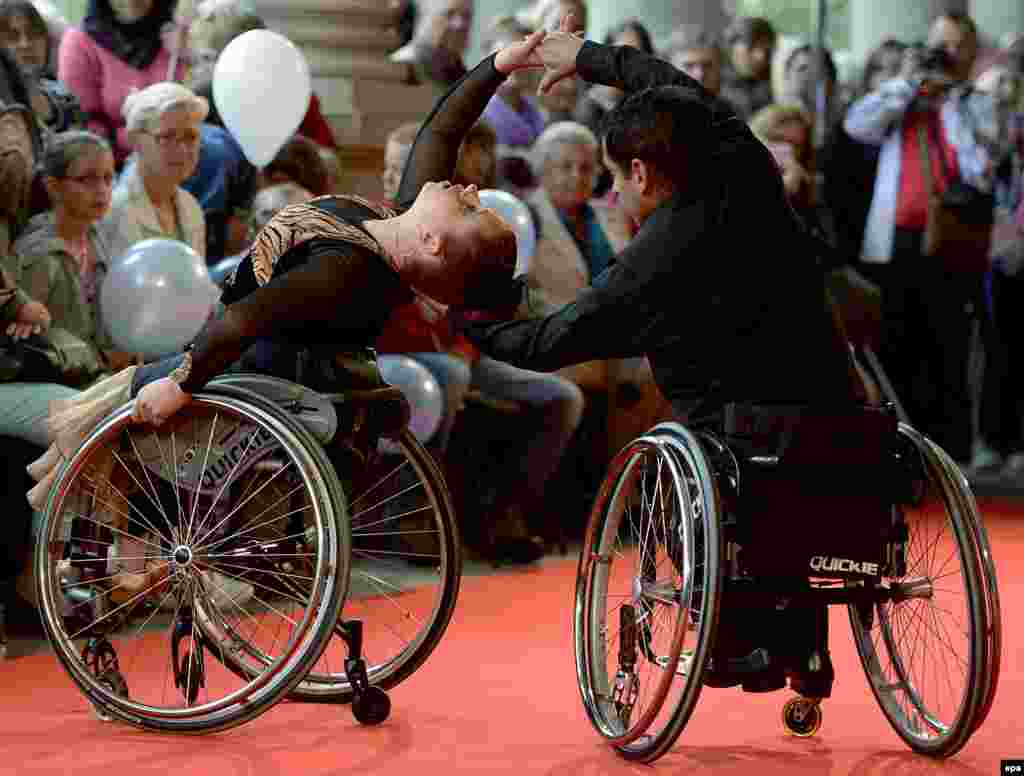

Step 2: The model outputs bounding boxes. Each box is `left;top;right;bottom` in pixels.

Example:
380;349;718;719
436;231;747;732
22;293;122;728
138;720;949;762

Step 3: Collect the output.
850;0;932;64
970;0;1024;48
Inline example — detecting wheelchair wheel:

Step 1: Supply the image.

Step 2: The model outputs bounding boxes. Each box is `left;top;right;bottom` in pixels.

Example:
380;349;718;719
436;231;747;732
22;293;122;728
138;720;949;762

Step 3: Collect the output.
575;424;722;763
916;435;1001;738
35;395;350;734
848;424;995;757
288;428;461;702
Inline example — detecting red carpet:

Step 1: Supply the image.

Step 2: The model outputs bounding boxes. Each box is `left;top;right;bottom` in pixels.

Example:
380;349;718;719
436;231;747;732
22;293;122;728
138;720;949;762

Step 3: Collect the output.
2;499;1021;776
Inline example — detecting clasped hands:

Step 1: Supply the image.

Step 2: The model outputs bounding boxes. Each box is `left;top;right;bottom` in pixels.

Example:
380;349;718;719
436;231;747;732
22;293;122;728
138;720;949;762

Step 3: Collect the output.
493;13;586;95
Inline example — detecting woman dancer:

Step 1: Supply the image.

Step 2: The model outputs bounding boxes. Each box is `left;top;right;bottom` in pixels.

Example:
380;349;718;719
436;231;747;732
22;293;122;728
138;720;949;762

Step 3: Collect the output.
28;30;545;503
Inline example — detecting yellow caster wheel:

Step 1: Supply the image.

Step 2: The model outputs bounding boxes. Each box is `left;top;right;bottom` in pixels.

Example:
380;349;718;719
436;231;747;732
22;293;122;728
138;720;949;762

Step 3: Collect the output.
782;696;822;737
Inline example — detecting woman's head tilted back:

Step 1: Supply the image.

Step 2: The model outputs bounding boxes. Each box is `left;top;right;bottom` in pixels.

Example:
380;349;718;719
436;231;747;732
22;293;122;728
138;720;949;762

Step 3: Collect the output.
124;81;207;186
41;130;115;223
404;180;517;307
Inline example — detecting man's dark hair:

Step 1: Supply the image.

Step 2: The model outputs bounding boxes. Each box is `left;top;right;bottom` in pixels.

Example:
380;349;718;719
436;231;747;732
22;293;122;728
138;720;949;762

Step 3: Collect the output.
600;85;712;190
603;18;655;55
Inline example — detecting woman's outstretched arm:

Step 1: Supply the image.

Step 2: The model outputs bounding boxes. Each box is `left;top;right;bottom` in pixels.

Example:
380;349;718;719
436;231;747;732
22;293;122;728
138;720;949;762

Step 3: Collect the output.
395;31;545;211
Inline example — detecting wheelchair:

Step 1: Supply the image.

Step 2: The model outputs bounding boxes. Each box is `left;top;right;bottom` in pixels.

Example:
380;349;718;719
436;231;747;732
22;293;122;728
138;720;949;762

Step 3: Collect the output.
33;359;462;733
573;403;1000;763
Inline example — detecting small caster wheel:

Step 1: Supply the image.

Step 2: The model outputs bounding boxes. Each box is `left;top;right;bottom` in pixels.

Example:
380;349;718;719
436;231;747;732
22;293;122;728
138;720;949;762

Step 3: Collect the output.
92;669;129;722
352;686;391;725
782;696;822;737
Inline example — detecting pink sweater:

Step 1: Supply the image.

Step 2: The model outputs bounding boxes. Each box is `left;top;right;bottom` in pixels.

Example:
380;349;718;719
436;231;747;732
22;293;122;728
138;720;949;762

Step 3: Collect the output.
58;27;184;163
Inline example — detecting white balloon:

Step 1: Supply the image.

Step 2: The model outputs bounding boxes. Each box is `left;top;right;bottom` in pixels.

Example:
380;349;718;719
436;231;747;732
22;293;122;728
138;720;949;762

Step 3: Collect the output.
101;239;220;359
478;189;536;277
213;30;312;167
377;355;444;447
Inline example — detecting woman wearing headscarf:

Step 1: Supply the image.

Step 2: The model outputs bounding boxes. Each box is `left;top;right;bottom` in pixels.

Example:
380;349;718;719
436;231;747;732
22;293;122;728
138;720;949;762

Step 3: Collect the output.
58;0;184;165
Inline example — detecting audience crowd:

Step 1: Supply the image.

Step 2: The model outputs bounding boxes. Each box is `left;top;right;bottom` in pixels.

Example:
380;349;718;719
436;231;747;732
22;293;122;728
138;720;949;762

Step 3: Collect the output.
0;0;1023;656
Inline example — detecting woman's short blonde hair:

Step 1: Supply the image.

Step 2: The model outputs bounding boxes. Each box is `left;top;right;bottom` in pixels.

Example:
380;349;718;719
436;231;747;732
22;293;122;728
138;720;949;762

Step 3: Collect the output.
530;120;598;179
749;102;810;144
123;82;209;133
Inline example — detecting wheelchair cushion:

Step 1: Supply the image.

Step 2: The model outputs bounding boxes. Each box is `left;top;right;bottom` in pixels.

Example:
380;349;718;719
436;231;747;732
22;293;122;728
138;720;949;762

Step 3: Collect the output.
722;402;901;579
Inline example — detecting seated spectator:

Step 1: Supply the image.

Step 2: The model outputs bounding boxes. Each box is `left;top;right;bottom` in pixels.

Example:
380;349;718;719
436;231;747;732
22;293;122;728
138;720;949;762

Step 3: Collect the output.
775;42;840;150
381;120;417;202
390;0;472;96
376;294;584;565
516;0;586;35
221;182;314;371
382;119;495;204
261;134;331;197
536;71;579;125
454;119;497;189
58;1;184;166
183;122;256;262
187;1;337;149
719;16;776;120
750;103;820;228
318;144;343;194
525;121;630;317
0;0;82;134
480;16;544;192
662;25;723;98
4;131;121;449
248;181;312;236
209;181;312;285
481;17;544;149
0;89;42;255
98;82;206;264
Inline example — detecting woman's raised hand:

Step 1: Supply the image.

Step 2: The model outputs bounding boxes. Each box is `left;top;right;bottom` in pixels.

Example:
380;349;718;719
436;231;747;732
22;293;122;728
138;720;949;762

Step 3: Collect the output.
536;13;586;94
133;377;191;427
494;28;547;74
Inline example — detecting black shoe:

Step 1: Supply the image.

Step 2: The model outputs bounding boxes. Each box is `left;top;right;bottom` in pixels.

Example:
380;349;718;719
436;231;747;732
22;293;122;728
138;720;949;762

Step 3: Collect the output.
491;536;545;565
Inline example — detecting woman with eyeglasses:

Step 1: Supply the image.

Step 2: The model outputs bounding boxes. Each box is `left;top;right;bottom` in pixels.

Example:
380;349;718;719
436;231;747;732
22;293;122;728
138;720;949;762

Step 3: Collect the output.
98;81;206;266
12;130;127;376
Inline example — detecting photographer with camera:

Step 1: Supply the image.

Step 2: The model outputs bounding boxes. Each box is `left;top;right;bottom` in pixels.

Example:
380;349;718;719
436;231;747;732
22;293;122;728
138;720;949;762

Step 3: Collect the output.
844;41;996;465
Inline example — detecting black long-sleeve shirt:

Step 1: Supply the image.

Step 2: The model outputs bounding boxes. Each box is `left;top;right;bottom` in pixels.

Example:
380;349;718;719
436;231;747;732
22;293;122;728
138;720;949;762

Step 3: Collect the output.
149;56;507;396
462;42;857;425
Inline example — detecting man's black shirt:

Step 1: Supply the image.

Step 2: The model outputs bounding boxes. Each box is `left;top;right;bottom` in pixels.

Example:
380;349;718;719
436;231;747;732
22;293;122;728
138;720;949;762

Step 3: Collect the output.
462;41;857;425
